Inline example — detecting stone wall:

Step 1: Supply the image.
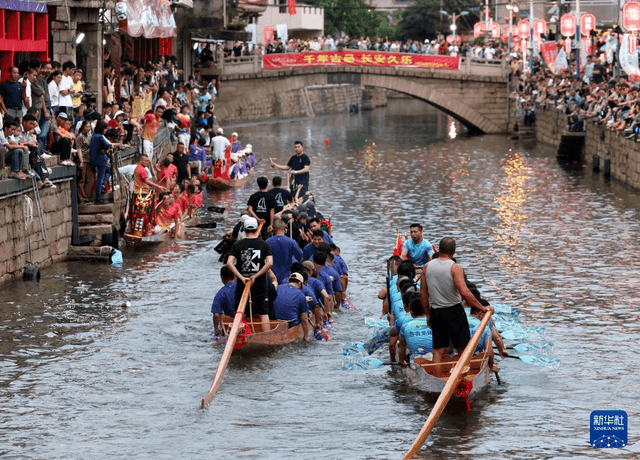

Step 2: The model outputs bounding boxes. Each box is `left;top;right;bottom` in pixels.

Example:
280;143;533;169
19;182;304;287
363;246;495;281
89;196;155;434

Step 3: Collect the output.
362;86;387;110
533;104;567;147
0;182;73;284
584;123;640;190
222;84;363;123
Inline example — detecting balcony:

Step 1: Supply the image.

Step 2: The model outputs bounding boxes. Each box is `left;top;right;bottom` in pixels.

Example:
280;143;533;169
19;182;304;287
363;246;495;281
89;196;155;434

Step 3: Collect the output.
256;3;324;39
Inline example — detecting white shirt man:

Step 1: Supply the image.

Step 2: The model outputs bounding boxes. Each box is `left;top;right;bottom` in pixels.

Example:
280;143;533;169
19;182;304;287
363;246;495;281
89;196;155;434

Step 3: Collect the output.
211;128;230;161
59;74;74;110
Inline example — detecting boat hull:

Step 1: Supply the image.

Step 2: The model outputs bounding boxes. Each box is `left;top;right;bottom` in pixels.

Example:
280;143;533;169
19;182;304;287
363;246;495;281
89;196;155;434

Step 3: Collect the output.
403;352;491;399
207;172;253;191
221;316;303;354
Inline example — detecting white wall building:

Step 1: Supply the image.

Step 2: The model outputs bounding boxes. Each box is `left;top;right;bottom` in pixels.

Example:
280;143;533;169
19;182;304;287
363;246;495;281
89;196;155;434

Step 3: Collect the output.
252;2;324;44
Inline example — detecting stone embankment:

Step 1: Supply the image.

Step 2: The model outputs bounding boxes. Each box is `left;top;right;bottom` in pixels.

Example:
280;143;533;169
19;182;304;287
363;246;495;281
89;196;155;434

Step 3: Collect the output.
530;104;640;190
0;178;73;284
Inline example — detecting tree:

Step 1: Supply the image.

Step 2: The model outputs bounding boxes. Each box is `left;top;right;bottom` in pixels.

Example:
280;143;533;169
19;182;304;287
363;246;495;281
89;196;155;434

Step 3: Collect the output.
313;0;379;37
395;0;480;41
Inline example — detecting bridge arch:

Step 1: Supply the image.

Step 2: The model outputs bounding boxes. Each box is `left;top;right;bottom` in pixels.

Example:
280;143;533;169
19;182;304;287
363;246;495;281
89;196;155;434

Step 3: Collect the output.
215;66;508;134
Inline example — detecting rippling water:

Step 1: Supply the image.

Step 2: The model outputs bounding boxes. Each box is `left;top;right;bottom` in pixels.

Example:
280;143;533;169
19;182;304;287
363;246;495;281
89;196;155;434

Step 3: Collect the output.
2;99;640;459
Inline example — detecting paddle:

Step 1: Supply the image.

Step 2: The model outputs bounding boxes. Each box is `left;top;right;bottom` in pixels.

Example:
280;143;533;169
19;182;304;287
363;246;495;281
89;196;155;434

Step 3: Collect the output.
207;205;225;214
201;279;253;409
193;222;217;229
500;354;560;369
403;310;493;459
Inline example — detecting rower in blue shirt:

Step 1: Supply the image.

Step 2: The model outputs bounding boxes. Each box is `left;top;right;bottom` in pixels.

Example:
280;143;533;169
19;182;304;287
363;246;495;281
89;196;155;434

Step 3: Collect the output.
398;298;434;366
273;272;310;340
302;229;325;261
401;223;434;266
210;266;237;335
266;218;303;284
308;217;333;244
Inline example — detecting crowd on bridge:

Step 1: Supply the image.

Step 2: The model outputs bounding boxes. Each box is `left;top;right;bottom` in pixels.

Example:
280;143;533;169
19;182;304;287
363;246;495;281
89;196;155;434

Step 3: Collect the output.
196;35;511;66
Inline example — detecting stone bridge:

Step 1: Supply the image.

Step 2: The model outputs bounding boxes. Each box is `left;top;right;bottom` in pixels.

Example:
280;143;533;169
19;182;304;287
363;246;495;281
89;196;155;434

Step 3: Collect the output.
214;59;509;133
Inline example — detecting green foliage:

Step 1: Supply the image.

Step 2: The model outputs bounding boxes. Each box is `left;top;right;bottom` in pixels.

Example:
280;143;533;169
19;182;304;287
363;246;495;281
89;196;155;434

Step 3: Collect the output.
395;0;480;41
312;0;380;37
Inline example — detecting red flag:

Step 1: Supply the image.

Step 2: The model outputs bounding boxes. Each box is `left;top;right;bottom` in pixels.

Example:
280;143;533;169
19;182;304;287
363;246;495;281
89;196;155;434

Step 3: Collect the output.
392;231;403;257
288;0;296;15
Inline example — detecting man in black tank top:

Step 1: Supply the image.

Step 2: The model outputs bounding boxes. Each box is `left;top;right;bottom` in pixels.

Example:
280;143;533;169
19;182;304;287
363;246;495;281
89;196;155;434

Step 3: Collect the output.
420;237;492;366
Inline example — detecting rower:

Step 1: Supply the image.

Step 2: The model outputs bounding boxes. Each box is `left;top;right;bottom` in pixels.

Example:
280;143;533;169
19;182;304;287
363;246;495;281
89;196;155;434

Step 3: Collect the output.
377;256;402;319
329;244;348;301
266;218;303;284
308;218;333;244
389;287;419;363
247;176;277;238
398;298;434;367
302;260;331;322
272;272;310;341
302;229;325;261
468;305;496;371
210;266;237;336
226;217;274;331
401;223;434;266
323;252;344;308
312;252;336;318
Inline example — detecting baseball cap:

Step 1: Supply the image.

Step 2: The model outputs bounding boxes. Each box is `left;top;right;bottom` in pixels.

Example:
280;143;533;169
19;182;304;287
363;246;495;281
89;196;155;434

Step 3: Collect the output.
244;217;258;231
58;112;68;119
289;272;304;284
114;110;126;118
231;132;238;137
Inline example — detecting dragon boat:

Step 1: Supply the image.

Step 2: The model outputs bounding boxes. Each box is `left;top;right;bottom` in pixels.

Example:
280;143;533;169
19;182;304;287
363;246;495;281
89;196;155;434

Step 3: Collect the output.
218;316;304;354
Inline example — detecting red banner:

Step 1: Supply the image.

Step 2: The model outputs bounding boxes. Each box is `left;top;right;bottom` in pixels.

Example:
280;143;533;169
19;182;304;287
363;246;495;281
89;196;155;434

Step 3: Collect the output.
262;51;461;70
288;0;296;15
540;41;560;69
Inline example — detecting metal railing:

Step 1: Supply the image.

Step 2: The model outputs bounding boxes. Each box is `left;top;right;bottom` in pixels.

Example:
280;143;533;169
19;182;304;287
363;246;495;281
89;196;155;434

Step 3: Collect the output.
212;53;507;78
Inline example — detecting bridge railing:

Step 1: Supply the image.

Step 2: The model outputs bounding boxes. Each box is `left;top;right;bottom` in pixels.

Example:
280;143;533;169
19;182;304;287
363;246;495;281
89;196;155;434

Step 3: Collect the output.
213;53;507;78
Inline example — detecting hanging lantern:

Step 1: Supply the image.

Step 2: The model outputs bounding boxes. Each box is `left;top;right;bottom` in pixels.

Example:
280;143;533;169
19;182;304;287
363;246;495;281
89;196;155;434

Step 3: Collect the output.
534;18;546;40
517;19;530;39
623;2;640;31
565;37;572;53
491;22;500;38
473;22;486;38
580;13;596;36
561;13;576;37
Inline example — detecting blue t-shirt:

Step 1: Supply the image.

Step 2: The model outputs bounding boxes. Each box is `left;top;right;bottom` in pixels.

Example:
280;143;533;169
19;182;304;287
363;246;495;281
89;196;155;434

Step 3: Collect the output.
404;238;434;266
322;231;334;245
266;234;302;284
307;276;326;304
467;316;490;353
90;133;111;166
302;284;320;309
302;243;318;261
323;265;342;293
333;254;348;275
394;309;413;331
273;284;308;325
400;317;433;356
316;268;334;295
210;282;237;316
390;290;404;318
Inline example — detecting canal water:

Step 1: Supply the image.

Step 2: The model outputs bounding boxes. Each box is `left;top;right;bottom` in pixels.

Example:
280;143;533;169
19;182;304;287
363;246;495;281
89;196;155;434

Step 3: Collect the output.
1;98;639;459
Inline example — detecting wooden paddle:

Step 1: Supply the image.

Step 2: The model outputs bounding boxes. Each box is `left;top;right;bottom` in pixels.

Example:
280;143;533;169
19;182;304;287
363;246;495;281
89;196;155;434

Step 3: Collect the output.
201;279;253;409
402;309;493;459
207;205;226;214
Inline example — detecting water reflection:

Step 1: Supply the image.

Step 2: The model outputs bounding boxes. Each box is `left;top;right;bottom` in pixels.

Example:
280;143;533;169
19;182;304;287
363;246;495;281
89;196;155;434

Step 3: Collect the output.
1;98;640;458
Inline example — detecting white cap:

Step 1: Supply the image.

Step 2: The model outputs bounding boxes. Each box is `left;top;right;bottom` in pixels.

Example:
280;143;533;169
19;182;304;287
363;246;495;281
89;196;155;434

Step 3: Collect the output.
231;132;238;137
244;217;258;231
216;127;224;135
114;110;126;118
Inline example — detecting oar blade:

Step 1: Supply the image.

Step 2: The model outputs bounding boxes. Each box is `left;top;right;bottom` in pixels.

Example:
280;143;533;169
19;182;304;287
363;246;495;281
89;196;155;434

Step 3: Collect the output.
207;206;226;214
518;355;561;370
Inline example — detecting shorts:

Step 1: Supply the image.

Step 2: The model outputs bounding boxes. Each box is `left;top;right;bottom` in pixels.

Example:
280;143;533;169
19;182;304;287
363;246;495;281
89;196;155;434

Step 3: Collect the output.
234;280;269;317
430;304;470;351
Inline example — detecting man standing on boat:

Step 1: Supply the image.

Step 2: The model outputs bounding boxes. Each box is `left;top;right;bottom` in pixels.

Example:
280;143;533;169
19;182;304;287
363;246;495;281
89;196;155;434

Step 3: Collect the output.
269;140;311;195
420;238;492;366
227;217;274;331
247;176;277;236
401;223;434;266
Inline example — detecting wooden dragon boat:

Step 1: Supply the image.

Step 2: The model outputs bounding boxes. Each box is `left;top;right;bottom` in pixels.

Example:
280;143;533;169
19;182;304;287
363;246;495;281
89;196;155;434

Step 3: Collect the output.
403;350;491;400
220;316;304;354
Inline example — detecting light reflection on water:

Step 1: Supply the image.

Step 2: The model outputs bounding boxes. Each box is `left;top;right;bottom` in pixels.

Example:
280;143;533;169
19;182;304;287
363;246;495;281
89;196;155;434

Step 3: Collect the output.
2;98;640;458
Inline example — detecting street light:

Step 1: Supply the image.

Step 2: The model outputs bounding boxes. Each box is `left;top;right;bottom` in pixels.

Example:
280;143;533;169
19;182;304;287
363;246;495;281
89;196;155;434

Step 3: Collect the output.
440;10;470;41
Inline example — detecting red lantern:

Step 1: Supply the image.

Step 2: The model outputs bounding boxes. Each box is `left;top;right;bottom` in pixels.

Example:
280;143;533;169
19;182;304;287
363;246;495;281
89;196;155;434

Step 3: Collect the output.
446;34;454;44
534;19;546;39
565;37;572;53
517;19;530;39
560;13;576;37
473;22;486;38
491;22;500;38
623;2;640;31
580;13;596;36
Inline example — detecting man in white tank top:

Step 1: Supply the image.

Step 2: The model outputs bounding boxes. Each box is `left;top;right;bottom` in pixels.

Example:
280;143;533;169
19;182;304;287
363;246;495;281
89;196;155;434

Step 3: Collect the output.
420;237;492;365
